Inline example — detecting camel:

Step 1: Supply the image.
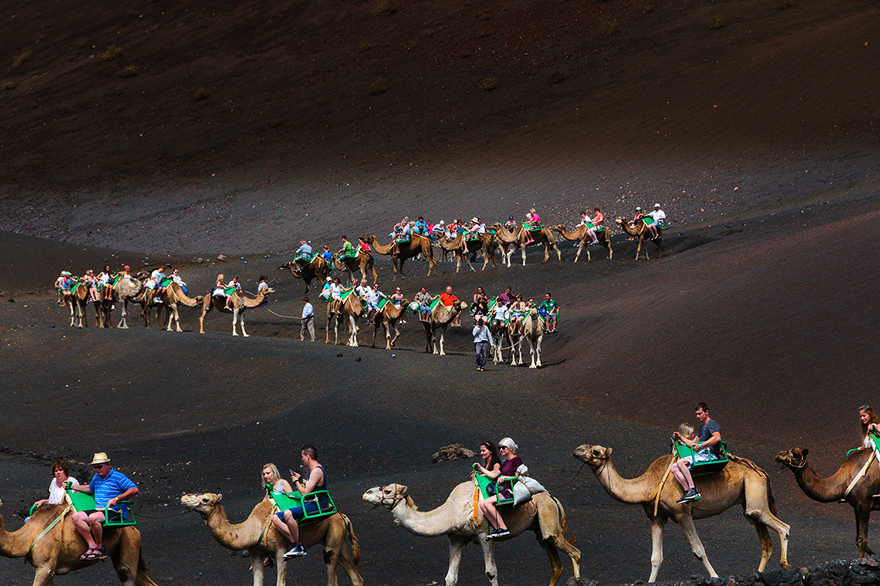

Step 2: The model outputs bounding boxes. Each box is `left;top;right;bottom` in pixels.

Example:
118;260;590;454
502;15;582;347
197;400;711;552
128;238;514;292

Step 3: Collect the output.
522;307;544;368
365;234;437;279
614;217;662;260
334;251;377;285
326;291;363;346
141;282;204;332
181;493;362;586
98;275;143;329
280;256;330;294
371;299;408;349
436;233;498;273
67;281;100;328
0;499;156;586
198;288;273;337
572;444;790;582
423;301;467;355
552;224;613;262
505;318;524;366
363;482;580;586
776;447;880;557
488;223;561;267
489;319;508;364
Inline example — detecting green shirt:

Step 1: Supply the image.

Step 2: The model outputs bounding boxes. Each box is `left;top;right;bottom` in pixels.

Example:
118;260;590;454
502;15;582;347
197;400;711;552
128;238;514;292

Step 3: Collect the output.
538;299;558;315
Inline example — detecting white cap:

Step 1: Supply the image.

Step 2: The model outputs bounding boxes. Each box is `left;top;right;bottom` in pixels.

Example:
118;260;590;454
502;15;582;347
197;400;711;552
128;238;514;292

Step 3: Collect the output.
654;203;661;208
635;206;641;211
439;220;445;225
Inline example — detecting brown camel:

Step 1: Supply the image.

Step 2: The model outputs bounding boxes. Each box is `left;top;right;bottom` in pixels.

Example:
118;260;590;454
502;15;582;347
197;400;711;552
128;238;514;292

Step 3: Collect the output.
0;499;156;586
436;233;498;272
573;444;790;582
334;251;377;285
142;282;204;332
614;217;662;260
326;291;363;346
423;301;467;355
776;447;880;557
181;493;362;586
552;224;613;262
365;234;437;279
280;256;330;293
198;288;273;337
488;223;561;267
371;298;408;349
67;280;100;328
363;482;581;586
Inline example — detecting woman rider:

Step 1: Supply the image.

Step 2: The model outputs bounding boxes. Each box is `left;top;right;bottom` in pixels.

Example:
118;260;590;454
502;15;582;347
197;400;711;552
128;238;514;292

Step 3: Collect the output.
478;437;523;539
472;441;502;506
860;406;880;448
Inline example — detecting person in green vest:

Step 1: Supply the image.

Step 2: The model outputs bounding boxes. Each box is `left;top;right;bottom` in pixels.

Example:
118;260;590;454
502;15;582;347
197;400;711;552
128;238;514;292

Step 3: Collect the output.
339;235;355;259
537;292;559;334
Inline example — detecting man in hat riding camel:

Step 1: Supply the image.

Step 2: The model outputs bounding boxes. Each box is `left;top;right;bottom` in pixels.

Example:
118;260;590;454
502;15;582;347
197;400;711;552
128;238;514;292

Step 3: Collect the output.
69;452;139;560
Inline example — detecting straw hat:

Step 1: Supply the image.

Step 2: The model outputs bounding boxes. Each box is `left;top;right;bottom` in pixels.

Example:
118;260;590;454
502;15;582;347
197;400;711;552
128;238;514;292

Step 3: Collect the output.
471;217;479;224
89;452;111;465
61;271;71;276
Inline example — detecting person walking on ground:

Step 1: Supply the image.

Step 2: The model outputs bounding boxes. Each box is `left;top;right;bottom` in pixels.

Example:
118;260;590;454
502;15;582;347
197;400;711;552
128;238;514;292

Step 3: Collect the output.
472;315;495;372
670;402;721;503
300;296;315;341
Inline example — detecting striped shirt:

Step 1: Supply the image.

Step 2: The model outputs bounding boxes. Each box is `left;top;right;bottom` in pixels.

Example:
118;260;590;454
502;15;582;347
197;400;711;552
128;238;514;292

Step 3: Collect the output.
89;469;137;509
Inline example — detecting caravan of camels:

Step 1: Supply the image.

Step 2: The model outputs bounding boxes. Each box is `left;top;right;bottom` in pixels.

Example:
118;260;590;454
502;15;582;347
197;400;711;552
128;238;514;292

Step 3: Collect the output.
8;405;880;586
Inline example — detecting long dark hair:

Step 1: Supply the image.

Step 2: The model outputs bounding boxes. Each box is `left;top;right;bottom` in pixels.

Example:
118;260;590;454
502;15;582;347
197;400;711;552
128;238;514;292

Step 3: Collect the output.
481;440;501;471
861;406;879;438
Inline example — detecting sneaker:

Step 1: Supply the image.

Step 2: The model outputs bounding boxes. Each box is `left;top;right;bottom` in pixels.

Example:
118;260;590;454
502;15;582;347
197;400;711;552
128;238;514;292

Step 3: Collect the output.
676;488;695;504
490;528;510;539
283;544;307;559
689;489;702;502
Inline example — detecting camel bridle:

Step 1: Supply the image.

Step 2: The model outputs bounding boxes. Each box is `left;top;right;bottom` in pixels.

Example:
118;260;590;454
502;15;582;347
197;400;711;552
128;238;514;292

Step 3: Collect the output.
377;486;406;510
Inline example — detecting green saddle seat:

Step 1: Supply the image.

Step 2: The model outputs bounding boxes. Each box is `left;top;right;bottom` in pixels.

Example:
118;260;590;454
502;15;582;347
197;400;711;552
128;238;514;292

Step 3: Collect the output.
428;297;443;311
339;250;357;261
224;286;239;296
160;277;173;288
642;216;655;226
294;251;317;264
65;485;137;527
584;222;606;232
475;473;515;506
847;432;880;457
673;440;729;476
266;485;337;524
394;234;412;244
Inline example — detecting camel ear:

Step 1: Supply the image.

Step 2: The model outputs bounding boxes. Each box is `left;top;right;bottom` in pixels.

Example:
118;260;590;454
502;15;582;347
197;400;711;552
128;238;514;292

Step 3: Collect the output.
216;494;223;502
604;447;613;457
801;449;808;457
398;485;408;496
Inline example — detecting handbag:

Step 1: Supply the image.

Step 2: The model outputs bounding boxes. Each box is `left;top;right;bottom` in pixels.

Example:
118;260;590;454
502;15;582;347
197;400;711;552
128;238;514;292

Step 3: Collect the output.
512;465;547;506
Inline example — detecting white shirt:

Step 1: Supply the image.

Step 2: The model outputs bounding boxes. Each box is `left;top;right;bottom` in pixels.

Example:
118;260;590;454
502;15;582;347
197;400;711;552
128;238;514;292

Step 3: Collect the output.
151;270;164;284
650;209;666;221
172;275;186;286
492;304;508;321
257;282;268;292
302;302;314;319
48;476;79;505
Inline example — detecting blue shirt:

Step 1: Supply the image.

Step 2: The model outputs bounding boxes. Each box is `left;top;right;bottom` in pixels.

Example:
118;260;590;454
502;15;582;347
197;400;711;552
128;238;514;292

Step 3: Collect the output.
296;244;313;255
89;469;137;508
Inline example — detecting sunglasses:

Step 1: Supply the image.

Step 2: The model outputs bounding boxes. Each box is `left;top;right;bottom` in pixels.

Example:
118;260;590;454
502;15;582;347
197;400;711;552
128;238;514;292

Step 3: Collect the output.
93;464;106;470
499;446;509;451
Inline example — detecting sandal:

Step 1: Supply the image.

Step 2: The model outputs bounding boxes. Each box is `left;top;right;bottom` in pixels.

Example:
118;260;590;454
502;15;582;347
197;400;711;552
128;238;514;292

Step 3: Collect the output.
80;547;103;560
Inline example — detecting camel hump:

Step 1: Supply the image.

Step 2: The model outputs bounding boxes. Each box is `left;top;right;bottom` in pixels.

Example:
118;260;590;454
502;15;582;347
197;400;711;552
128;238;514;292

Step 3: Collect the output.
727;454;769;479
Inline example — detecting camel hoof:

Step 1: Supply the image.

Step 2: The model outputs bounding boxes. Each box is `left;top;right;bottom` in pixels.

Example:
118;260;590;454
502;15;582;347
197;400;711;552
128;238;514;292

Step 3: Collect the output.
243;334;249;338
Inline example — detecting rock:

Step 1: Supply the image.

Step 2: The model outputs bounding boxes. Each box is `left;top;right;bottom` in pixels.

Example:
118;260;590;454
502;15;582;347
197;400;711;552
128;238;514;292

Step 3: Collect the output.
217;254;226;262
432;443;476;463
8;297;14;302
195;258;204;264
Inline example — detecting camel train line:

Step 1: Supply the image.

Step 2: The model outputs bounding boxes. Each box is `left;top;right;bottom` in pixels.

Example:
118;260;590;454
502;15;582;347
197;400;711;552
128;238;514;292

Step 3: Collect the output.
9;432;880;586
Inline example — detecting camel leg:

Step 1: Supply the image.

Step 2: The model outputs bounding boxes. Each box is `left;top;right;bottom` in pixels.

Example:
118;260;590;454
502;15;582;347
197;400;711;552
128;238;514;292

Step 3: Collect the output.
248;552;265;586
390;321;400;348
173;304;183;332
574;241;584;263
677;514;718;578
240;311;248;337
348;315;358;347
744;499;789;569
538;537;564;586
528;336;537;368
117;300;128;328
553;242;562;262
476;536;500;586
444;536;468;586
647;517;666;583
438;327;446;356
521;245;527;266
68;302;75;327
855;504;874;557
231;308;239;336
535;335;542;367
746;518;774;572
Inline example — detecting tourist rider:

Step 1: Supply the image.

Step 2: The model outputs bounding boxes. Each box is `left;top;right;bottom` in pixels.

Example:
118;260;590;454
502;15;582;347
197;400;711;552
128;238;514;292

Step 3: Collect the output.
70;452;139;560
627;206;643;240
441;286;461;326
97;265;114;299
272;445;327;559
538;292;559;333
225;276;241;311
328;277;344;313
508;294;527;334
472;287;489;317
321;244;332;262
257;276;269;294
84;270;100;302
296;240;313;258
479;437;523;539
390;286;406;323
473;441;502;507
585;207;604;245
28;459;79;522
859;406;880;448
340;236;355;259
415;216;428;235
497;286;513;307
170;268;187;294
671;402;722;503
523;208;541;245
491;298;508;328
503;215;517;232
648;203;665;240
355;278;371;300
364;283;386;320
472;315;494;372
56;271;73;305
262;463;293;501
357;236;372;257
212;274;227;299
415;286;433;322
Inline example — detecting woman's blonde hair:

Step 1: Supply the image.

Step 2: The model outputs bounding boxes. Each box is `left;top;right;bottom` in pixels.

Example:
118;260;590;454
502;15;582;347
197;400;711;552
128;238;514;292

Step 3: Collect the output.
261;463;281;487
676;423;694;439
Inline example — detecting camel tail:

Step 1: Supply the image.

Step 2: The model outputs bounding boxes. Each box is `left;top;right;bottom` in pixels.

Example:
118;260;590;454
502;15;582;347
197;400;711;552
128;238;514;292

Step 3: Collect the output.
550;495;575;544
342;513;361;566
135;551;159;586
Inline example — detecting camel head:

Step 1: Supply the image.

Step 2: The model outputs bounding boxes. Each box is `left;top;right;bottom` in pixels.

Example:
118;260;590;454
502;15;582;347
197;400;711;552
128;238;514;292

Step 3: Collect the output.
261;287;275;296
572;444;613;470
775;448;808;470
181;492;222;515
362;484;408;509
278;261;295;270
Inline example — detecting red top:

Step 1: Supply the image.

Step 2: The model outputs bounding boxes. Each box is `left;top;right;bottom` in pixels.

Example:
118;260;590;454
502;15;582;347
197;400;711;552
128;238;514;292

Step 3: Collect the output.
440;293;458;307
593;212;604;225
